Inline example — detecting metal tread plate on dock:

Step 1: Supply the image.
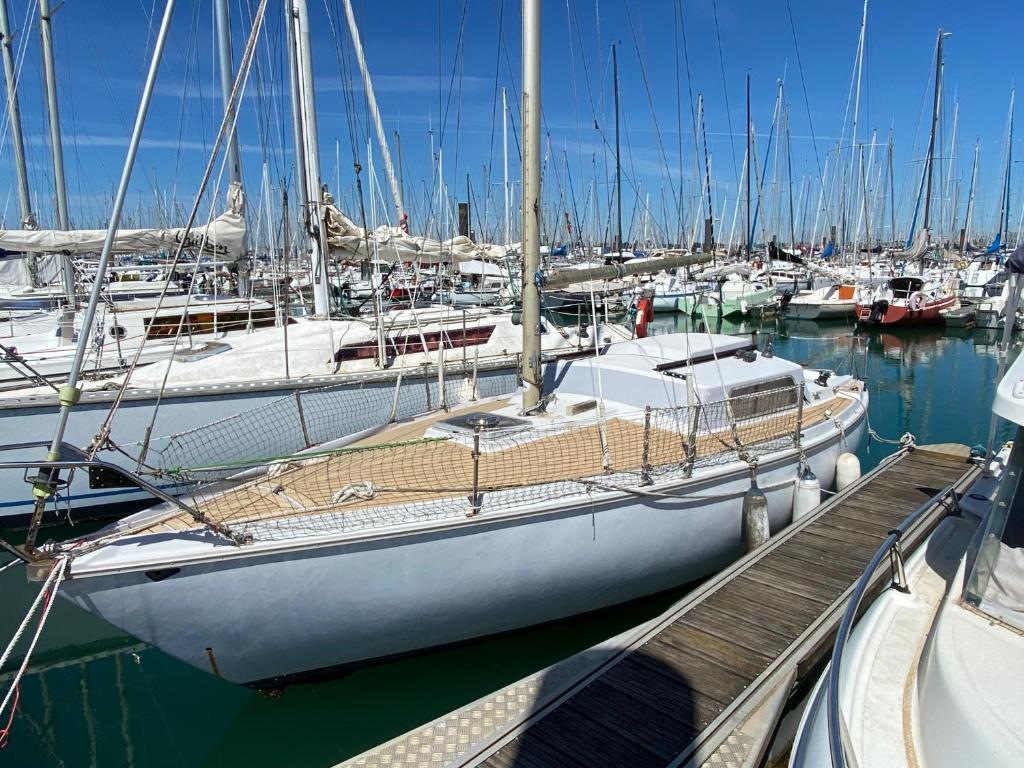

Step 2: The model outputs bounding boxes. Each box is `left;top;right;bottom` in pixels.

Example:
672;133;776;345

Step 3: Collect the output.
339;447;981;768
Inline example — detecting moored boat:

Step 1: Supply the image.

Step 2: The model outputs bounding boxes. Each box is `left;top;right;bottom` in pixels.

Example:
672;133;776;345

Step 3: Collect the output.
36;332;867;685
856;276;959;325
785;283;861;320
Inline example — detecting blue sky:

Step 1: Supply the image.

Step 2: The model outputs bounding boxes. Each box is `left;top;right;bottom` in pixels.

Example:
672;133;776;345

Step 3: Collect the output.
1;0;1021;247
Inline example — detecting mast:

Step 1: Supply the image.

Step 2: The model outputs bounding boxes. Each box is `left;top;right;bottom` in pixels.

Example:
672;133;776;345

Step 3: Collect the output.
26;0;176;552
745;73;751;257
962;139;979;257
944;99;959;243
860;144;871;256
521;0;541;411
923;30;948;240
784;89;796;250
847;0;868;252
613;43;623;254
699;93;715;252
284;0;308;225
38;0;75;305
288;0;330;317
502;86;510;245
215;0;248;296
887;130;896;244
999;88;1015;247
215;0;242;185
0;0;36;232
341;0;404;228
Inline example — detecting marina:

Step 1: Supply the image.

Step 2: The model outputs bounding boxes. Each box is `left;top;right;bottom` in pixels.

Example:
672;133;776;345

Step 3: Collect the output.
1;0;1023;766
0;316;1016;766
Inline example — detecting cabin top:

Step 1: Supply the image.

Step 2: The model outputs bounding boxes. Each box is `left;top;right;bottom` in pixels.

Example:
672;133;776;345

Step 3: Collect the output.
889;276;925;293
553;334;804;409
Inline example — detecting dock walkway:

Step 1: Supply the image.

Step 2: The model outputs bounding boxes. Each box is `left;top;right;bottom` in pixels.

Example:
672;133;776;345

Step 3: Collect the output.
340;444;981;768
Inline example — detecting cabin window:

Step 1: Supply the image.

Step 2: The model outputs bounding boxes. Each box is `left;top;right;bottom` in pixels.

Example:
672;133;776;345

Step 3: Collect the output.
728;375;798;420
333;324;496;363
963;428;1024;631
143;309;283;338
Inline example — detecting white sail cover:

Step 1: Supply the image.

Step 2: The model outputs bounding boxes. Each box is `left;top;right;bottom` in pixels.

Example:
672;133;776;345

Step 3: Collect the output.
0;182;246;260
323;201;516;264
896;227;930;260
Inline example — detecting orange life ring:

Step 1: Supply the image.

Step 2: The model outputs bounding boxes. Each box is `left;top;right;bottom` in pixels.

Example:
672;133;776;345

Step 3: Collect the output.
635;296;654;338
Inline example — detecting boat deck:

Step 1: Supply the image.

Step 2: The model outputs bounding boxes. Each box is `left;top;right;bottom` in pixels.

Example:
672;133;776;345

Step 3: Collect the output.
147;385;857;539
337;443;979;768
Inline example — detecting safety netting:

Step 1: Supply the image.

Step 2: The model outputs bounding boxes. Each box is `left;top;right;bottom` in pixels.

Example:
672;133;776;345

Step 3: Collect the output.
135;368;520;483
145;382;840;544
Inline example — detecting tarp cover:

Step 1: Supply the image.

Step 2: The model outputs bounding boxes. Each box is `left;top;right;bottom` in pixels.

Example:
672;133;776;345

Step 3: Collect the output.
0;182;246;261
458;259;505;276
323;201;516;264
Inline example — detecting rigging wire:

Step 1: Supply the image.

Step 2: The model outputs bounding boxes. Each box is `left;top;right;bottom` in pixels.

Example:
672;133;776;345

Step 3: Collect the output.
88;0;270;458
785;0;823;180
623;0;680;224
710;0;738;187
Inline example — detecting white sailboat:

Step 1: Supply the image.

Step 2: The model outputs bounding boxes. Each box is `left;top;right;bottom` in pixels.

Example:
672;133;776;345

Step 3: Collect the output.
44;330;866;686
785;283;862;320
6;0;868;689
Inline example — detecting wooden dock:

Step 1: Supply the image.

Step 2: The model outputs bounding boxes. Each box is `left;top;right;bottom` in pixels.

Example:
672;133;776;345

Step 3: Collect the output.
338;445;981;768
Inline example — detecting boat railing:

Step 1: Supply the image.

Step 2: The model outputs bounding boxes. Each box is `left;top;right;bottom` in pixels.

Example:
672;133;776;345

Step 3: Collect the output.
139;382;820;545
826;482;960;767
0;441;248;560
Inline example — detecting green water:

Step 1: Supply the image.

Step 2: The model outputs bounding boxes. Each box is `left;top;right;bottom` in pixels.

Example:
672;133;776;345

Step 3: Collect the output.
1;316;1017;767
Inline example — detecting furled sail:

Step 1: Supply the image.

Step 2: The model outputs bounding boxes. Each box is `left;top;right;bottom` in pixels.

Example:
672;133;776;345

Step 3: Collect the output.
819;241;834;259
323;198;515;264
896;227;929;260
0;182;246;260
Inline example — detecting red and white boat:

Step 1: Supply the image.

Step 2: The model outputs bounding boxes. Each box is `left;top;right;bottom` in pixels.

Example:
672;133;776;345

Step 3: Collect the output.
856;276;959;326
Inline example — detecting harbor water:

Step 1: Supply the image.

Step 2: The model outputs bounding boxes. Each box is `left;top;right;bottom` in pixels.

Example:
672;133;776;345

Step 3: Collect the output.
1;315;1017;767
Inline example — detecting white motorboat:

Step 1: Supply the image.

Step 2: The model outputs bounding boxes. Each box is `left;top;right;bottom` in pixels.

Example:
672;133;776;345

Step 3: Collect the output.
623;271;702;313
40;332;867;685
680;272;778;318
785;284;861;320
789;351;1024;768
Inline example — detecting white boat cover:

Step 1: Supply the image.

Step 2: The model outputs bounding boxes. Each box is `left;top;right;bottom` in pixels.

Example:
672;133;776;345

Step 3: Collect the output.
458;259;505;276
0;182;246;261
323;199;516;264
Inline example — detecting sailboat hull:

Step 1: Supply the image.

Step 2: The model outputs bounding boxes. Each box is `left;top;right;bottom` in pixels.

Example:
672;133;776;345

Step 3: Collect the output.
855;295;959;325
786;300;857;320
58;411;865;686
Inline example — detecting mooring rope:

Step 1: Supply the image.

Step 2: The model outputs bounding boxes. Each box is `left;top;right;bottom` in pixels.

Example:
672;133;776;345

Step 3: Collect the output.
834;388;915;448
0;560;22;575
0;556;68;746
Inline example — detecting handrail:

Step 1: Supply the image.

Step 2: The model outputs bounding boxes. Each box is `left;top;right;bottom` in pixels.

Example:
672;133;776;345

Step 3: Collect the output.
826;481;958;767
0;441;248;556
